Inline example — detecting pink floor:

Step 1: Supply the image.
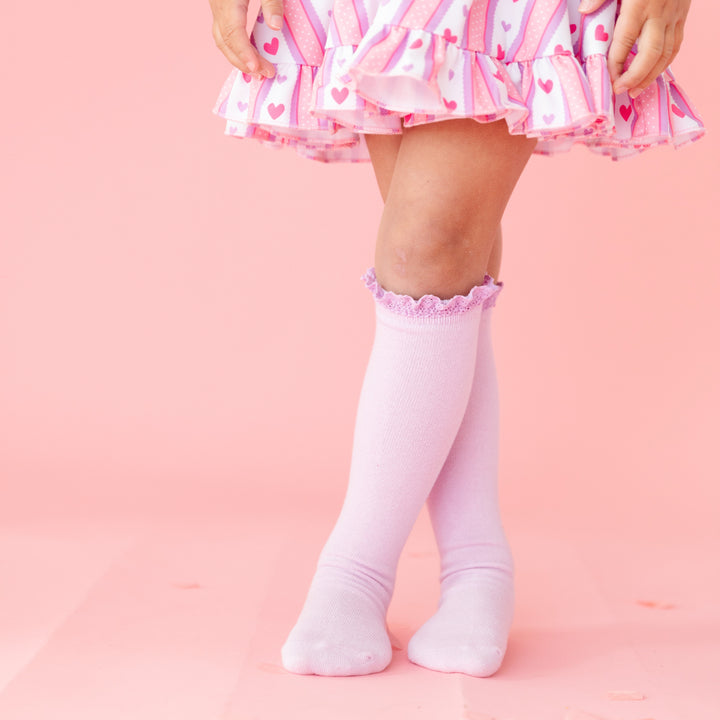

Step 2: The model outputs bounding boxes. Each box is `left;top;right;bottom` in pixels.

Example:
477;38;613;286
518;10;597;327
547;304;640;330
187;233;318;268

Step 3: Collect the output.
0;496;717;720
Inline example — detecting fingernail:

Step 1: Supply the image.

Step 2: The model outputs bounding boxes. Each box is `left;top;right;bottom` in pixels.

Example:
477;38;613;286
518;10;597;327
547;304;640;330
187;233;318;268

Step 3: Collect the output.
614;84;627;95
271;14;283;30
628;88;639;99
578;0;592;12
248;59;258;72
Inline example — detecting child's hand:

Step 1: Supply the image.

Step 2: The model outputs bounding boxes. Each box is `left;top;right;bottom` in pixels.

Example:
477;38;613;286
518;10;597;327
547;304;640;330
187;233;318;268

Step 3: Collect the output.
210;0;284;79
578;0;691;98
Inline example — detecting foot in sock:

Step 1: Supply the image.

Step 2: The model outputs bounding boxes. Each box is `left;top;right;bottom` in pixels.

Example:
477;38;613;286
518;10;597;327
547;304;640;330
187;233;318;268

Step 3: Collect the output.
280;565;393;676
281;267;499;676
407;289;516;678
407;568;514;677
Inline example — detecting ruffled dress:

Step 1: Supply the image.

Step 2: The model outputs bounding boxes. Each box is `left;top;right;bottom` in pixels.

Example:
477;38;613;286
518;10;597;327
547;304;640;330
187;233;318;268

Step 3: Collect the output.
211;0;706;162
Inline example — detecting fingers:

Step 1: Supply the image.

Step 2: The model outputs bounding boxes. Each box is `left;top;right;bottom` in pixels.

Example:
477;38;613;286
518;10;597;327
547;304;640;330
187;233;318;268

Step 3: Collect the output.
627;23;676;97
211;3;277;78
261;0;285;30
613;17;675;97
667;19;685;65
577;0;607;14
607;4;644;90
213;21;267;78
212;21;251;71
607;0;689;99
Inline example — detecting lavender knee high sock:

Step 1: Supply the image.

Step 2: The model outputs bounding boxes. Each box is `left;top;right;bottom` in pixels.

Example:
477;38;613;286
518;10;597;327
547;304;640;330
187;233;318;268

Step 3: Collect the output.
280;267;499;676
407;285;515;677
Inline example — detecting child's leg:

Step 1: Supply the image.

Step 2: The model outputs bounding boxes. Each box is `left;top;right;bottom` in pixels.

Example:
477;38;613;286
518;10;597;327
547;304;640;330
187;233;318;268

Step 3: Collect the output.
281;119;534;677
281;277;490;676
365;131;504;280
407;294;513;677
371;118;533;299
368;126;518;677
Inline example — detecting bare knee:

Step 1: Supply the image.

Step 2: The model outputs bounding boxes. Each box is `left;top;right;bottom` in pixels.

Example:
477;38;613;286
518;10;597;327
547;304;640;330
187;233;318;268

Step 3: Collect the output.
371;118;534;299
374;202;496;300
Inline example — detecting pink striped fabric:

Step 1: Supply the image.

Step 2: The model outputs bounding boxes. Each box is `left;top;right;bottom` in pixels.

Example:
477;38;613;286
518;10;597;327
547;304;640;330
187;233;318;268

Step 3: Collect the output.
211;0;705;162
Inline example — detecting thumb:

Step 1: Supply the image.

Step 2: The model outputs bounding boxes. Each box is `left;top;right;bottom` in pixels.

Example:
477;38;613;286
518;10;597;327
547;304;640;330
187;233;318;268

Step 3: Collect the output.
578;0;606;13
262;0;284;30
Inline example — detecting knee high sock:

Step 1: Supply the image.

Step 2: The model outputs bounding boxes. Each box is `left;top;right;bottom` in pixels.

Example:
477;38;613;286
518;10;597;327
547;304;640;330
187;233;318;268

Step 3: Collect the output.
407;287;515;677
280;266;499;676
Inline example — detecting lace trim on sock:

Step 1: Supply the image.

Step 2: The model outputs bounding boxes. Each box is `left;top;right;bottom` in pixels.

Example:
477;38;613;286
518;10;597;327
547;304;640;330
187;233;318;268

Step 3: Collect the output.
483;280;504;310
361;267;503;317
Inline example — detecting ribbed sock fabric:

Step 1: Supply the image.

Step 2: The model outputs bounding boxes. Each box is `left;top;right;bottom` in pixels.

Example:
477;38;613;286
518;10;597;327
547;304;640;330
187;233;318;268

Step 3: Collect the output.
407;292;515;677
280;267;500;676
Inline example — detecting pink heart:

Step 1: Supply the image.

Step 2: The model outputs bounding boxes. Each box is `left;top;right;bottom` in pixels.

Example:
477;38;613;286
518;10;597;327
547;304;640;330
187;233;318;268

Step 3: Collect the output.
242;72;253;83
554;44;564;54
267;102;284;119
538;78;553;94
257;15;264;23
493;70;504;81
264;37;279;55
595;24;609;42
276;74;287;83
402;63;413;72
501;20;511;32
237;100;248;111
570;23;577;33
442;97;457;110
331;86;349;104
443;28;458;43
543;113;555;124
448;69;455;80
671;104;685;118
619;104;632;121
410;39;423;49
496;44;505;61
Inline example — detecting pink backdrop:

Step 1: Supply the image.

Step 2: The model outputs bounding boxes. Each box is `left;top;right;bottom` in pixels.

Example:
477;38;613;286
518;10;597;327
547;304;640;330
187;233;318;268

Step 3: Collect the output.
1;0;718;544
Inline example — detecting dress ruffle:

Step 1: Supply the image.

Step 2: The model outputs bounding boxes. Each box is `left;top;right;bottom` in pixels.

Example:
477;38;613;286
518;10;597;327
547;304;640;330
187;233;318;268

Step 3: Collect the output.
211;0;705;163
362;267;503;317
